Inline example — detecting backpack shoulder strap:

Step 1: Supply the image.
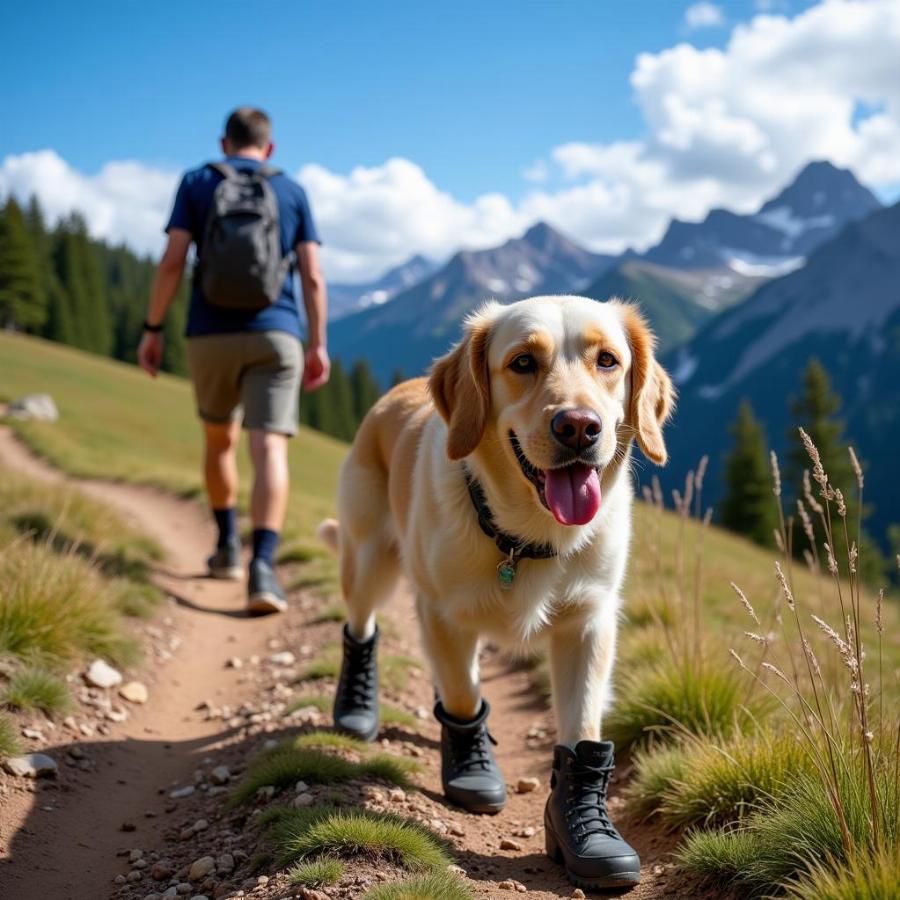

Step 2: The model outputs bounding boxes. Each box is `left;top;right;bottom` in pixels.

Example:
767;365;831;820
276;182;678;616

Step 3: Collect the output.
256;165;282;179
208;161;240;180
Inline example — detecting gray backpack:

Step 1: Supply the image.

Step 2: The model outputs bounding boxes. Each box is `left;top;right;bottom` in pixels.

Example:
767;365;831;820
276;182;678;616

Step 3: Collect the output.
199;162;293;310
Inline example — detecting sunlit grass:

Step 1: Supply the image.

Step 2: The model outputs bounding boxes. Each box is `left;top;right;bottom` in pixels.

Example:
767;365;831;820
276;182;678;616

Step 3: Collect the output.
786;847;900;900
679;763;900;894
0;539;140;667
0;332;344;589
231;741;419;805
277;807;450;871
626;727;815;826
604;655;766;750
2;666;71;716
363;872;474;900
0;713;21;759
286;856;346;887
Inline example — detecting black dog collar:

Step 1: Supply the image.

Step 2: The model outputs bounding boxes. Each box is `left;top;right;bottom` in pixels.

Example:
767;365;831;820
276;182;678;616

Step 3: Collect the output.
462;464;557;587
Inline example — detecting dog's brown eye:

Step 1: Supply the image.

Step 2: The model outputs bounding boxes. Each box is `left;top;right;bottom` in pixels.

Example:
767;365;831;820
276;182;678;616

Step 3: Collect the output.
510;354;537;374
597;351;618;370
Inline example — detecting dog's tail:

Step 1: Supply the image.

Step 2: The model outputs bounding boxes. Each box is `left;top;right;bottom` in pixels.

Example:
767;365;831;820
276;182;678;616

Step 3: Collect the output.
316;518;340;556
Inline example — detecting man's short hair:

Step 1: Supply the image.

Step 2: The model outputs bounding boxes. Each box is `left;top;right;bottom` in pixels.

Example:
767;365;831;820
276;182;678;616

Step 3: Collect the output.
224;107;272;149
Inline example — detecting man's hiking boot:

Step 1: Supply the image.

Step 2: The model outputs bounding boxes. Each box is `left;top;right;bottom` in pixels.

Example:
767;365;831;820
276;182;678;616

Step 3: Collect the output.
435;700;506;814
207;537;242;581
333;624;379;741
247;557;287;614
544;740;641;890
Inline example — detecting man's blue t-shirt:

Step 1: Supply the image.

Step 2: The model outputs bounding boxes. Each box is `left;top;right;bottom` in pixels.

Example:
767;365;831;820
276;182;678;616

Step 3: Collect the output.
166;156;320;338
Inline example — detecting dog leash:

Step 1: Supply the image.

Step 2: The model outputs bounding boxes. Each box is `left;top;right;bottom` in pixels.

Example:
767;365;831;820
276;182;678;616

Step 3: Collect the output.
461;464;557;589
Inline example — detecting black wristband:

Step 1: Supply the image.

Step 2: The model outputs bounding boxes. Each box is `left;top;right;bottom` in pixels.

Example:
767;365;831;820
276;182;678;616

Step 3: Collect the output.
143;321;164;333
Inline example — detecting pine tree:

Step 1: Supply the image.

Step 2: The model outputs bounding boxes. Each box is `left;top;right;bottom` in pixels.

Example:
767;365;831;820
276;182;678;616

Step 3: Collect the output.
786;358;885;581
787;358;853;503
0;198;45;331
350;359;381;424
52;215;112;355
719;400;778;547
43;281;76;345
327;358;357;441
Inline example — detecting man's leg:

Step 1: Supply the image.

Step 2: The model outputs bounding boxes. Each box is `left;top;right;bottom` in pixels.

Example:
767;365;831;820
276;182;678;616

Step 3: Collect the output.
248;429;289;559
204;420;241;511
202;419;243;579
242;332;302;614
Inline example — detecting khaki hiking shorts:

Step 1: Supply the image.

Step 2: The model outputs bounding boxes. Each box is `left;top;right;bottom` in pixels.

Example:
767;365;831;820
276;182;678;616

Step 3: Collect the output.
187;331;304;436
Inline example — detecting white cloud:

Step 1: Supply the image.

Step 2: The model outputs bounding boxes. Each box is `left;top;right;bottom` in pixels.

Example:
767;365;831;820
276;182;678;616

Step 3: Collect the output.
2;0;899;281
524;0;900;254
298;158;525;281
0;150;178;258
684;2;726;30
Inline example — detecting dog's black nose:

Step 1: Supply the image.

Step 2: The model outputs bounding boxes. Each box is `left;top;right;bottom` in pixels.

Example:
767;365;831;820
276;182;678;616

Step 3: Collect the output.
550;408;602;452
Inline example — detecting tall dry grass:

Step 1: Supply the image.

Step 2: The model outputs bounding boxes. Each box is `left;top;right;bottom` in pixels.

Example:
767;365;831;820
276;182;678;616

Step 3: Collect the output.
608;456;766;749
677;433;900;895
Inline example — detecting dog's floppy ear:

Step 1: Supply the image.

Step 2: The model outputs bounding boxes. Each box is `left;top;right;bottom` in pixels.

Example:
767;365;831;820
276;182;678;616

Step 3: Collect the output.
620;303;676;466
429;307;495;460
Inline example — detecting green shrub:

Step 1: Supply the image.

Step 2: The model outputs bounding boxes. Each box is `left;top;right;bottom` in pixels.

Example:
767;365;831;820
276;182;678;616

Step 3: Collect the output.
0;541;139;666
786;848;900;900
624;743;690;820
287;856;346;887
2;667;71;715
0;713;21;759
363;872;474;900
232;743;418;805
626;728;815;827
605;657;765;750
280;809;450;871
293;730;368;753
679;763;900;895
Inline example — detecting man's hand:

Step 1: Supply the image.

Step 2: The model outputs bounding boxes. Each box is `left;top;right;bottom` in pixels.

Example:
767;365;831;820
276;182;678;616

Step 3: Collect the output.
138;332;165;378
304;343;331;391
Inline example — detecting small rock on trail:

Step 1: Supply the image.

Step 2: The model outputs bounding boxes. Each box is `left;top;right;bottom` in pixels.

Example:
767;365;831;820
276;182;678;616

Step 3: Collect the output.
3;753;58;778
85;658;123;688
188;855;215;881
119;680;149;704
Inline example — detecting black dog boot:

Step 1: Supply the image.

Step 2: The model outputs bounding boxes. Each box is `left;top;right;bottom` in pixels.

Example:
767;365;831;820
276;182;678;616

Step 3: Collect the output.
544;740;641;890
434;700;507;814
332;624;379;741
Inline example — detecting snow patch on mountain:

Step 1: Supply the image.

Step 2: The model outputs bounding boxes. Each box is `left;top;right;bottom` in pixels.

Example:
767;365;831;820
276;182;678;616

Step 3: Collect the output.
754;206;836;240
725;250;806;278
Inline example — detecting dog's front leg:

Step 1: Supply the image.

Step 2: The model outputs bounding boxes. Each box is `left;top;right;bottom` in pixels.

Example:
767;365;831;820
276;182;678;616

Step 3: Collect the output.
544;602;641;888
548;604;618;745
417;603;481;719
418;602;507;813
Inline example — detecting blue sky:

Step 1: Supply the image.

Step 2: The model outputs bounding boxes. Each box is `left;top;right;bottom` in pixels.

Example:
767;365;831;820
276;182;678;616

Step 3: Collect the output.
2;0;894;281
3;0;804;202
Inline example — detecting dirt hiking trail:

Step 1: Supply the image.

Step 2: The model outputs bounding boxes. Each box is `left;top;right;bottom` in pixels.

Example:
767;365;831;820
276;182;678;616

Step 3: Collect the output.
0;429;705;900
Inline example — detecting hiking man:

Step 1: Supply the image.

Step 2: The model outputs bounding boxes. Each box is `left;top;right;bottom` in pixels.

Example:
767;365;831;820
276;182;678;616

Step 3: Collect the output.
138;106;329;613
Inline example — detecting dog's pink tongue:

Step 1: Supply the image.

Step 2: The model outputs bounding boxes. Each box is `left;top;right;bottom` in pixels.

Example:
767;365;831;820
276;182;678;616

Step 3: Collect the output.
544;464;602;526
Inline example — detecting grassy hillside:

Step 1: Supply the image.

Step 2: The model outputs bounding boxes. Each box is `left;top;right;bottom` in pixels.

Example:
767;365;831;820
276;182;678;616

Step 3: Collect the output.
1;331;895;638
0;332;345;561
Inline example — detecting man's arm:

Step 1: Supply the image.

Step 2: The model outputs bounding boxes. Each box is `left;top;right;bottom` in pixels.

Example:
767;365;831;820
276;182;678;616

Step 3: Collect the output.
138;229;192;377
296;241;330;391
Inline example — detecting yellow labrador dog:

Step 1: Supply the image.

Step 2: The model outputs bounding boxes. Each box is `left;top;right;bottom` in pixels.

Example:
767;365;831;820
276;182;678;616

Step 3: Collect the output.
323;294;674;890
